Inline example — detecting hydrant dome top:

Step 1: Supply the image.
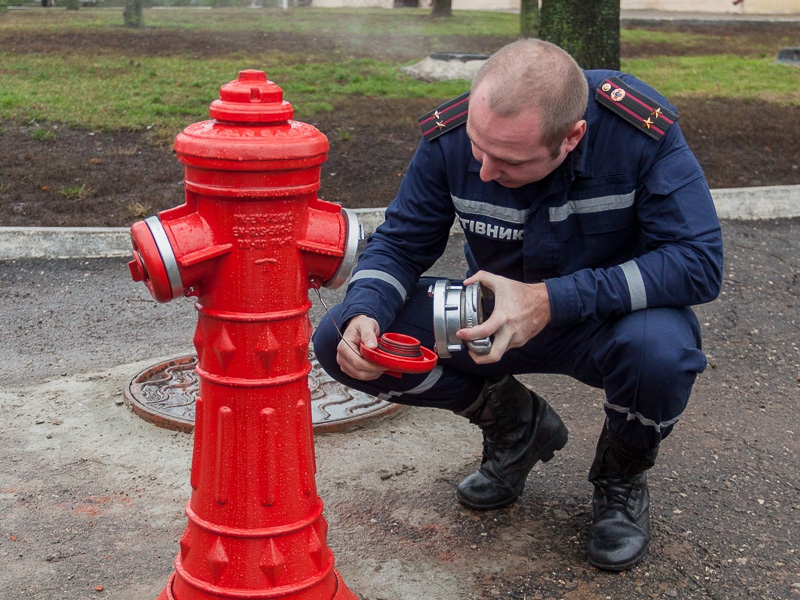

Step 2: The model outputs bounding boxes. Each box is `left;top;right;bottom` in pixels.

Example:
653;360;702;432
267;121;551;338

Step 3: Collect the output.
209;70;295;124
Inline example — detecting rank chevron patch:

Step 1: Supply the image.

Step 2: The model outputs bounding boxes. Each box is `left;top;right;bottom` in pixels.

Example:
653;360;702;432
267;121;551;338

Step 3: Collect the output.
418;91;470;142
595;77;678;141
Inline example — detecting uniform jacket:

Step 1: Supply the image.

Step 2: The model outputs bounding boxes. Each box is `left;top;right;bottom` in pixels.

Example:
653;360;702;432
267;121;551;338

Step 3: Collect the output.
339;70;724;333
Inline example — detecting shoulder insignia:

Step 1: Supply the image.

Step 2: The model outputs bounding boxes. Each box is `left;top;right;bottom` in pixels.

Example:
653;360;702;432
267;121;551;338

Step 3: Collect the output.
418;91;470;142
595;77;677;141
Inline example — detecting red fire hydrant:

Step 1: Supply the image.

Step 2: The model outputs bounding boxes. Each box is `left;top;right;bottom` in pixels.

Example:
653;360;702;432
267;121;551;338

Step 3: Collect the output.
128;70;360;600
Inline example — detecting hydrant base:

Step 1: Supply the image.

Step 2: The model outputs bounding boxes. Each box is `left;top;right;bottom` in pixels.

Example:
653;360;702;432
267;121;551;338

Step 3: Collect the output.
155;571;357;600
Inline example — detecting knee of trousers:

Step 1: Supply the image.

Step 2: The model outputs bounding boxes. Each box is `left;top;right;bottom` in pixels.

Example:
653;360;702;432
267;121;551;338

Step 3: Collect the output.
310;302;484;411
599;308;707;428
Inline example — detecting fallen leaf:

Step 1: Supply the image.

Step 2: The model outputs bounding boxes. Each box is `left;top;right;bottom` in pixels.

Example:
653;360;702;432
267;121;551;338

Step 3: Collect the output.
41;186;50;191
95;585;104;592
89;158;103;164
10;534;16;541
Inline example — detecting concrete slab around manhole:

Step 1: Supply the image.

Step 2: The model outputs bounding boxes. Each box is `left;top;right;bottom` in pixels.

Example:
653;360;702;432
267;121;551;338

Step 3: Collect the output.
124;353;402;434
400;53;489;83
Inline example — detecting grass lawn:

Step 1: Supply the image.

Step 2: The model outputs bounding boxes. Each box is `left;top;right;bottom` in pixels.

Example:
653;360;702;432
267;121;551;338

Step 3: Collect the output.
0;7;798;139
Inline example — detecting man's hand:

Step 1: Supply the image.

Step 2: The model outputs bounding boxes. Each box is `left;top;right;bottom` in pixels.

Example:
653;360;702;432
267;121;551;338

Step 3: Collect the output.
456;271;551;364
337;315;386;380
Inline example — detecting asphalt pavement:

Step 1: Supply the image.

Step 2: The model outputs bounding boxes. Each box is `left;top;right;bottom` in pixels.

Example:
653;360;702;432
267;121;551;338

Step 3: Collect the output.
1;205;799;599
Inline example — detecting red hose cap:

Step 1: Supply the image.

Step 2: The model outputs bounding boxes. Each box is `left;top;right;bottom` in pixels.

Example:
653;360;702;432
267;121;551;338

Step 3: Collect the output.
209;70;294;124
360;333;438;378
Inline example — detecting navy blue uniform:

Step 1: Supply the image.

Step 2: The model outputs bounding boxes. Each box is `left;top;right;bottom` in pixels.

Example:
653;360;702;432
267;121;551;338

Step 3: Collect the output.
313;70;723;449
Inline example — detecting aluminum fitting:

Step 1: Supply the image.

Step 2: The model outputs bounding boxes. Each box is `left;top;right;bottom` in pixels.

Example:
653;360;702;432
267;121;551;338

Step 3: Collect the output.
428;279;492;358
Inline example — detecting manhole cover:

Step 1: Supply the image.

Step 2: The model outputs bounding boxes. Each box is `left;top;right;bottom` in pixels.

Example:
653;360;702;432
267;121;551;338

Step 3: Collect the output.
124;353;401;433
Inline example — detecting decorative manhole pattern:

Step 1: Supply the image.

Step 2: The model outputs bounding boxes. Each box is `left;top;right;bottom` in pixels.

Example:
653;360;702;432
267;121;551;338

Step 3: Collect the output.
124;353;401;433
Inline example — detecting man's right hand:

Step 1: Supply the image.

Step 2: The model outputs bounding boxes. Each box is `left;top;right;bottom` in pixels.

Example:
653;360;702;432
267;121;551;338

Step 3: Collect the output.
337;315;386;380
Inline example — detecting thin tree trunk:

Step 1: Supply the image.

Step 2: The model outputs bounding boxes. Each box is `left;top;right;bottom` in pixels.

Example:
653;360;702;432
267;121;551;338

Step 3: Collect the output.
124;0;144;28
520;0;540;38
430;0;451;18
539;0;619;70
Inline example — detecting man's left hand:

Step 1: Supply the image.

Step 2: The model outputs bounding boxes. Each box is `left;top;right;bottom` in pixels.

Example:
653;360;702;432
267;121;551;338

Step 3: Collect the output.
456;271;551;364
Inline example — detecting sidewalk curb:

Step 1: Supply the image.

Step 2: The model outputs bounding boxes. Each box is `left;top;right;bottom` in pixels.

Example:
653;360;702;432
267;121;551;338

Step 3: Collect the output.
1;187;798;260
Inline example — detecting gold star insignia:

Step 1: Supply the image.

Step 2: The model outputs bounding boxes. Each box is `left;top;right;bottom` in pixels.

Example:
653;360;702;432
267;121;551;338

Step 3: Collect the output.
435;120;445;130
434;110;441;119
650;107;662;119
642;117;654;130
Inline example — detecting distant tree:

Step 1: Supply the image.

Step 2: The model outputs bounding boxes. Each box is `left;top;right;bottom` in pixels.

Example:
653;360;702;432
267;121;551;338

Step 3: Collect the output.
539;0;619;70
65;0;79;9
519;0;539;38
430;0;451;18
124;0;144;27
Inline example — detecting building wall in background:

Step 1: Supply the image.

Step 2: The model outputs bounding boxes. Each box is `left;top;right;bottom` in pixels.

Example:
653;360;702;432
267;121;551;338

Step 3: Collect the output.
311;0;798;13
620;0;798;14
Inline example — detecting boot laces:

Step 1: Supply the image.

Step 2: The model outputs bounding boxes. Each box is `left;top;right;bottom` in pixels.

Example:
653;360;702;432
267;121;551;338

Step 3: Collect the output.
595;476;642;513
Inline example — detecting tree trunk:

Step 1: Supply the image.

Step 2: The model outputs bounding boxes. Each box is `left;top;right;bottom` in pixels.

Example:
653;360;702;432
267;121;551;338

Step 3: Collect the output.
123;0;144;28
539;0;619;70
519;0;539;39
430;0;451;18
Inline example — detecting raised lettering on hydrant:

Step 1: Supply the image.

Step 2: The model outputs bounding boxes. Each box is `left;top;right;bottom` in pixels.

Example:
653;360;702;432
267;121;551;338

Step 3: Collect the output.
128;70;360;600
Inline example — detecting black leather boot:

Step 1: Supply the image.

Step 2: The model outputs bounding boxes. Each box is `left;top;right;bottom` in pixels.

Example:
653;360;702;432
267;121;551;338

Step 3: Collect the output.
587;423;659;571
455;375;568;510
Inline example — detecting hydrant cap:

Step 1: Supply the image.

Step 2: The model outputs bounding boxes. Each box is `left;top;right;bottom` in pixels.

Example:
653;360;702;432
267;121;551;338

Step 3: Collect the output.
209;70;295;124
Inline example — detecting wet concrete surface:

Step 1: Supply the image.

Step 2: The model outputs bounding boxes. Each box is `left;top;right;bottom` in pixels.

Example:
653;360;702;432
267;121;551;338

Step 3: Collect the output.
1;220;799;599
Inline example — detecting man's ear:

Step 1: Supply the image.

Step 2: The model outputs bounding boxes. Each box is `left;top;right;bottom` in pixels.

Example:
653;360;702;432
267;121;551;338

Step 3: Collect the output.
562;120;587;153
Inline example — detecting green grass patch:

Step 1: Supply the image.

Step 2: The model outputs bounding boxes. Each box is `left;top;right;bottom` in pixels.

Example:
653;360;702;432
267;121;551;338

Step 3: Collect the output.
0;53;468;138
622;55;800;106
59;183;89;199
30;127;56;141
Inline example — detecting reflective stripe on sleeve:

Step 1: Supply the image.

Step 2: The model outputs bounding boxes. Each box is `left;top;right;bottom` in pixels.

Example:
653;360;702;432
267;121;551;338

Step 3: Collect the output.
549;191;635;223
349;269;407;302
620;260;647;311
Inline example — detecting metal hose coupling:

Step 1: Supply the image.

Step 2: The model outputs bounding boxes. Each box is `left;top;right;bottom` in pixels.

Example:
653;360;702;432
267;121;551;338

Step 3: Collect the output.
428;279;492;358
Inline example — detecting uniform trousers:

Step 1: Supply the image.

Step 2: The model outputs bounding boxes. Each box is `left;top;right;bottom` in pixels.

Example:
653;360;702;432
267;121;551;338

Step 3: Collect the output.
312;278;707;450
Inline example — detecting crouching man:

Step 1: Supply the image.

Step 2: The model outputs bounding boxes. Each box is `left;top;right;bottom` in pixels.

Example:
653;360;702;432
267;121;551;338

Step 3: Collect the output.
313;39;722;571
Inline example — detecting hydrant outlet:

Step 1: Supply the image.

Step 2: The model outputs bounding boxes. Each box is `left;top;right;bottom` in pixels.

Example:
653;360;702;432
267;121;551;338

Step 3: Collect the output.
323;208;363;289
129;217;183;303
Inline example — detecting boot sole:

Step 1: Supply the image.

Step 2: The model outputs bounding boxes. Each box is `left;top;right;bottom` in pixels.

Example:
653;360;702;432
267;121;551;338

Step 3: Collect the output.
456;421;569;511
588;541;649;572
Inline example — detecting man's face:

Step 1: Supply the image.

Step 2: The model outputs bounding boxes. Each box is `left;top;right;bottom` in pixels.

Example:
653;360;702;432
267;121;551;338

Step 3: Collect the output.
466;86;584;189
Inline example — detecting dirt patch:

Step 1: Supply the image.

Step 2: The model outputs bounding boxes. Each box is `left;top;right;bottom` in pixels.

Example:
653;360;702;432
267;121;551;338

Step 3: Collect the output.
1;21;799;228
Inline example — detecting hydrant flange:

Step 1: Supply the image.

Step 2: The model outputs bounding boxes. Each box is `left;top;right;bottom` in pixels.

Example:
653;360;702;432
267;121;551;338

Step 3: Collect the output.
145;215;185;299
323;207;362;290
